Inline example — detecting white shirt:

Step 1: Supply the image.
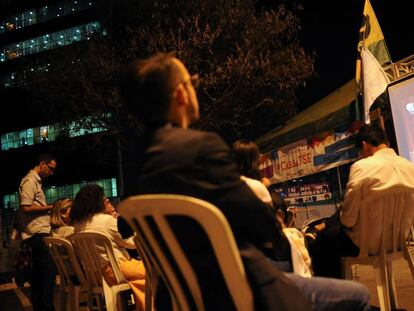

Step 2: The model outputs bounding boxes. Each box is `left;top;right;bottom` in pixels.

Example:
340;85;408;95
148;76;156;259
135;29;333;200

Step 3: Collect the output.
241;175;272;204
19;169;51;239
74;213;134;267
341;148;414;253
52;226;74;239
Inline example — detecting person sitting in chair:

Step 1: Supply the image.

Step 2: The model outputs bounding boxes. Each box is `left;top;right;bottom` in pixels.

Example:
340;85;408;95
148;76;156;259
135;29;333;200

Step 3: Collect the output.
306;124;414;278
118;52;371;311
70;185;146;311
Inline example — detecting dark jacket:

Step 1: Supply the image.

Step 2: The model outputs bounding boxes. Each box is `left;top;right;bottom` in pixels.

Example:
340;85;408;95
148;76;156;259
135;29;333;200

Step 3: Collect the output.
124;125;311;310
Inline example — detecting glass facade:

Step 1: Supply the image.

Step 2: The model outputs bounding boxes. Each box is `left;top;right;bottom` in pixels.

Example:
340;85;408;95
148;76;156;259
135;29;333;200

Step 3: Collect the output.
2;177;118;211
0;0;95;34
1;119;106;151
1;21;102;62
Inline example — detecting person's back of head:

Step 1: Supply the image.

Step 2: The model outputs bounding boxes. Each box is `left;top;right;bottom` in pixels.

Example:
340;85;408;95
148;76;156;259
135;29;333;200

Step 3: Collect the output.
232;139;262;180
355;123;389;149
70;184;105;224
50;198;73;228
119;52;180;128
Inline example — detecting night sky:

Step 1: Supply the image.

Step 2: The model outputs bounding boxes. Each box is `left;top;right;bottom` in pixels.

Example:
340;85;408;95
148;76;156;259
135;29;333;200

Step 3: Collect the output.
297;0;412;110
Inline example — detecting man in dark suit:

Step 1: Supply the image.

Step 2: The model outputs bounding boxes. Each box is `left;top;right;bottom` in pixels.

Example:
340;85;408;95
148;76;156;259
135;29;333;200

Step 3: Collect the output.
119;53;371;311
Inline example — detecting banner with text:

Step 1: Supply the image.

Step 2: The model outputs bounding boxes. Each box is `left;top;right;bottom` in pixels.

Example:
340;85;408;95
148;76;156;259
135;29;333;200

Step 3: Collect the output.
259;130;360;184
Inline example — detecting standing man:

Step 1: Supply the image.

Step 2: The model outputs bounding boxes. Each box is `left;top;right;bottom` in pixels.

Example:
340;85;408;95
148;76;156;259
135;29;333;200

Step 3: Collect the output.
19;153;57;311
119;53;371;311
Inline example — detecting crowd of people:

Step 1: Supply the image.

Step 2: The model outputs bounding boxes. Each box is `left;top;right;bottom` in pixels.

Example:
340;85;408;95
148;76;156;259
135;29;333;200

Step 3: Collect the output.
17;52;414;311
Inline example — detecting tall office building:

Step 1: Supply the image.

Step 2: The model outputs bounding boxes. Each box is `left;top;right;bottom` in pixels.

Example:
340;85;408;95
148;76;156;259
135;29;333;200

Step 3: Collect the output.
0;0;119;245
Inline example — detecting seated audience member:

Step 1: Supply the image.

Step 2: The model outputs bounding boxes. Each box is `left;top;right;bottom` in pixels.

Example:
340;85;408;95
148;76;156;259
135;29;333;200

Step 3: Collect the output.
232;139;291;266
50;198;74;239
269;190;289;225
306;124;414;278
118;53;371;311
231;139;273;205
70;185;145;311
50;198;80;284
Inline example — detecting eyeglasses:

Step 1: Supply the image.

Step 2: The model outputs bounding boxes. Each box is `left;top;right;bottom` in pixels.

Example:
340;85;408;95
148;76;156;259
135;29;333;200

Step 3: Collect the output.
47;165;56;172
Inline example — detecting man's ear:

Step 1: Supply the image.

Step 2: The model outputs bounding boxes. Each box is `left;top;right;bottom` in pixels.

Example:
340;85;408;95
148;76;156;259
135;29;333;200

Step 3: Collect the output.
361;141;370;158
175;84;188;107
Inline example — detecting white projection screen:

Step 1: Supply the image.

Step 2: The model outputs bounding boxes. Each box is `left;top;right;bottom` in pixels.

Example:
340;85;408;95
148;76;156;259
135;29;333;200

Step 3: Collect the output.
388;75;414;163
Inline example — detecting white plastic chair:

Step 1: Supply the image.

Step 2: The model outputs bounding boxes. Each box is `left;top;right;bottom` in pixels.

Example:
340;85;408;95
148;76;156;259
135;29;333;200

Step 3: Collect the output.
132;233;154;311
118;194;254;311
69;231;132;311
44;236;103;311
342;193;414;311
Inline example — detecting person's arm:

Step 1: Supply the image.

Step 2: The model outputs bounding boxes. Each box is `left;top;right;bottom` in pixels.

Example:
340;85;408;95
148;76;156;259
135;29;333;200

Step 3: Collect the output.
19;180;51;214
106;216;136;249
340;162;364;228
20;204;52;213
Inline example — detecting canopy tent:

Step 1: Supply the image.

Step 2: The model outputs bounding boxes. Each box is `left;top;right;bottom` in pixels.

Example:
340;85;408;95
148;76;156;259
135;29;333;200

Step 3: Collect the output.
256;79;358;153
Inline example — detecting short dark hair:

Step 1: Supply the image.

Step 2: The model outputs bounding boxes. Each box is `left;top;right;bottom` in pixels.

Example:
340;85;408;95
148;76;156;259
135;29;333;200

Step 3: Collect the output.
355;124;389;149
119;52;180;127
37;153;56;165
232;139;262;180
70;184;105;223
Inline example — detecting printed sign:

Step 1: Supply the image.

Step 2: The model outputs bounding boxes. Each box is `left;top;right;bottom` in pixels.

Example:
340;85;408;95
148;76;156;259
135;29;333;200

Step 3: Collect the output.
259;131;360;184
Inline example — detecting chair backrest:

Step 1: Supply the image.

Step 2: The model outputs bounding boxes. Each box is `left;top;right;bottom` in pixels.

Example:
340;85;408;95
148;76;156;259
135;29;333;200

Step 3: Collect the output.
358;192;414;257
69;231;128;287
43;236;87;288
118;194;254;311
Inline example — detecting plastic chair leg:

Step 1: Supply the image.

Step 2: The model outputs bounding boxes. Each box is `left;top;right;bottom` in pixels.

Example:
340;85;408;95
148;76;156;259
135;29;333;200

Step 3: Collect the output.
145;273;152;311
59;286;66;311
374;260;391;311
102;278;117;311
386;260;399;309
95;294;104;311
87;288;94;311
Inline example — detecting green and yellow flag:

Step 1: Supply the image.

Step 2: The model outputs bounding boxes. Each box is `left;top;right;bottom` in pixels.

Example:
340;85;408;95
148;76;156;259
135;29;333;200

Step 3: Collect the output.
356;0;391;85
356;0;392;122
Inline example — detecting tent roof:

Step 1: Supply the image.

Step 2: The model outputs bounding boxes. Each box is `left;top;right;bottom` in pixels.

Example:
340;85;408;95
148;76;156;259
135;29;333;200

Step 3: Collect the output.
256;79;357;152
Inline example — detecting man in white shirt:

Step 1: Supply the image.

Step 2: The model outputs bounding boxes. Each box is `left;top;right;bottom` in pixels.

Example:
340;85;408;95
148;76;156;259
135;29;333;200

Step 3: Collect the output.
308;124;414;278
19;153;57;311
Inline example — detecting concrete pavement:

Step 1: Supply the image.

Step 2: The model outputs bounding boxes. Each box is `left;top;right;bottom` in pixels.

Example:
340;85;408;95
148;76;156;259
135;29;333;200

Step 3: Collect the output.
1;241;414;310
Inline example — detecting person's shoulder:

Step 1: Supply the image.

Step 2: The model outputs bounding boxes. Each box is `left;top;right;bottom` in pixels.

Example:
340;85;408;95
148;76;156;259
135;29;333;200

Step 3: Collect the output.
160;127;225;147
19;170;37;188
